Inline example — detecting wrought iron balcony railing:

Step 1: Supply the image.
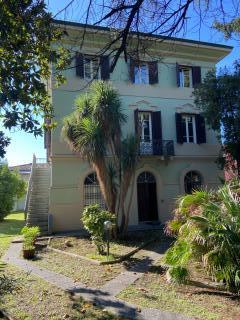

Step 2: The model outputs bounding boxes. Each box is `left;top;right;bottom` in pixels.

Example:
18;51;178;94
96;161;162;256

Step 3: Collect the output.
139;140;174;156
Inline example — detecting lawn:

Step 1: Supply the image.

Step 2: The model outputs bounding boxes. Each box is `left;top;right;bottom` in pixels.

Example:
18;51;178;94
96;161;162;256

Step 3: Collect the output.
49;230;160;262
118;261;240;320
33;247;125;287
0;211;25;257
0;264;125;320
0;212;126;320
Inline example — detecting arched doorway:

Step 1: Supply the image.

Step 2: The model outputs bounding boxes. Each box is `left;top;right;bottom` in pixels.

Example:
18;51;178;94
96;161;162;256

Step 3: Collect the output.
137;171;158;222
184;171;202;194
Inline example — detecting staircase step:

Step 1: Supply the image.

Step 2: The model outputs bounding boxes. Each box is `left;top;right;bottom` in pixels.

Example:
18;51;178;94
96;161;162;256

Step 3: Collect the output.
27;214;48;218
25;164;51;234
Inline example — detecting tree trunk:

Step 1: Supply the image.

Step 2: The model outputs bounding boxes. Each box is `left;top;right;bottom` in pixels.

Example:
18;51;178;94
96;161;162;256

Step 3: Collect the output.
119;170;134;236
93;160;117;213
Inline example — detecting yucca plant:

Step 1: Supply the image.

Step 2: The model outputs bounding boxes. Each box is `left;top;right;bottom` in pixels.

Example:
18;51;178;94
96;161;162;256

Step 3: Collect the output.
62;81;139;234
164;181;240;293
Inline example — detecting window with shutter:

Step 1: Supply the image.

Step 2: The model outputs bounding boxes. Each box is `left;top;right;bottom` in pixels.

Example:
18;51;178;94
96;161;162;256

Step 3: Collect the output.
149;61;159;85
130;60;158;85
76;53;84;78
195;114;206;144
176;113;206;144
75;53;100;79
84;56;100;79
176;64;201;88
181;115;197;143
100;56;110;80
192;67;201;87
175;113;184;144
152;111;162;155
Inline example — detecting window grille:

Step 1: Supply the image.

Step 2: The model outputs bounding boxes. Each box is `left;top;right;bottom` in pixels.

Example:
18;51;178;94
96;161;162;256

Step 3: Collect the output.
84;172;105;208
137;171;156;184
184;171;202;194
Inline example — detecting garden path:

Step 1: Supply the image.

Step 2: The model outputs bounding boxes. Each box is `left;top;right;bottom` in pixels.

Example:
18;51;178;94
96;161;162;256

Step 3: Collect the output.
2;240;191;320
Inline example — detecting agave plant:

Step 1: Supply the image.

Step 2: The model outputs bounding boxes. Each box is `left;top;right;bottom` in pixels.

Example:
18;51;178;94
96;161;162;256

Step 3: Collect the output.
164;181;240;293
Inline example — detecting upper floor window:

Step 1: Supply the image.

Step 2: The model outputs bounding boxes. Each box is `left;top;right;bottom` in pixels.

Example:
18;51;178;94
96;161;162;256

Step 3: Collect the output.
176;113;206;144
84;56;99;79
134;63;149;84
130;59;158;85
182;114;196;143
138;112;152;142
179;66;192;88
76;53;110;80
176;64;201;88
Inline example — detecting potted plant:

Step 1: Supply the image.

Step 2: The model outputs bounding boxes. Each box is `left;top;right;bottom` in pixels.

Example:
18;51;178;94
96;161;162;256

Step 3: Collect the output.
22;242;35;259
21;226;40;259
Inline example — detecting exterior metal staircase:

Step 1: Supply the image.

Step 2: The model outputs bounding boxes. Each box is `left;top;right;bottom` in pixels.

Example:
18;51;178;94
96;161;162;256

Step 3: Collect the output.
25;155;52;235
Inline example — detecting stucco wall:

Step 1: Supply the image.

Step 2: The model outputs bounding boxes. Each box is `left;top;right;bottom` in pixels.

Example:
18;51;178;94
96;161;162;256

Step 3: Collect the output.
48;32;229;232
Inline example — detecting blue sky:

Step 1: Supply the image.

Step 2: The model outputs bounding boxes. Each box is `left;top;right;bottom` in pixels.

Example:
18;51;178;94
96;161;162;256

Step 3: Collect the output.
4;0;239;166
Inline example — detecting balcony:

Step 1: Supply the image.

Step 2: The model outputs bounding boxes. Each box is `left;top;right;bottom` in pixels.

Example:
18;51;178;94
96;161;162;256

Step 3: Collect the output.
139;140;174;156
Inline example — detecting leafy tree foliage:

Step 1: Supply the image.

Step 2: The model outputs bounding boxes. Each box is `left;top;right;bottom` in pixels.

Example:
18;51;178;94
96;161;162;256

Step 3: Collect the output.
0;0;70;157
215;18;240;39
193;62;240;176
0;165;26;220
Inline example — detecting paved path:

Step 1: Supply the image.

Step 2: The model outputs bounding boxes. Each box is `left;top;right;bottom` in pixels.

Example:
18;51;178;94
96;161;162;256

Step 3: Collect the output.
2;241;191;320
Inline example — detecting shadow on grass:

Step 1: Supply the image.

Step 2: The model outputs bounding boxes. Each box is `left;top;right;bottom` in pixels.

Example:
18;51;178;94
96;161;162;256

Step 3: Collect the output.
191;288;240;300
67;287;138;319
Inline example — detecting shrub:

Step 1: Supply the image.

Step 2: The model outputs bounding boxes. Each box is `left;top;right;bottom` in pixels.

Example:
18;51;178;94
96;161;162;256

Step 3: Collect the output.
0;165;26;220
21;226;40;259
166;266;189;284
21;226;40;239
81;204;115;254
164;181;240;293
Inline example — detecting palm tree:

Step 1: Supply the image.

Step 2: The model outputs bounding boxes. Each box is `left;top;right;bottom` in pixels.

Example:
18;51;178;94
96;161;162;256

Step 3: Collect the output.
62;81;138;232
164;181;240;293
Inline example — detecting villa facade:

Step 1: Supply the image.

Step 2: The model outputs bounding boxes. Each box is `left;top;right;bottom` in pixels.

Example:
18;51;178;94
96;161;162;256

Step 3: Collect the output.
46;20;232;232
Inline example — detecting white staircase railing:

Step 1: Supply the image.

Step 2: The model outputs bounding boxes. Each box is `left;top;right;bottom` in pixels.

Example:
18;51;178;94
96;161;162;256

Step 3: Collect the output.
24;154;36;220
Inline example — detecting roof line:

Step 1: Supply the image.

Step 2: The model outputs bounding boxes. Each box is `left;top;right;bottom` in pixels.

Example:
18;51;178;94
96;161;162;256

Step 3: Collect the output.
53;19;233;50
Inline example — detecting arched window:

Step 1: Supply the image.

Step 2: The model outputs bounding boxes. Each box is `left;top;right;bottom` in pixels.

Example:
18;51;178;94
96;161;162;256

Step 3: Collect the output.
137;171;156;184
184;171;202;194
84;172;105;208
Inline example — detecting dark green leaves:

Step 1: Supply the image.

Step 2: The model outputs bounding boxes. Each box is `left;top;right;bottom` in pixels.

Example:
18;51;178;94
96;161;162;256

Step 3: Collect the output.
0;0;70;156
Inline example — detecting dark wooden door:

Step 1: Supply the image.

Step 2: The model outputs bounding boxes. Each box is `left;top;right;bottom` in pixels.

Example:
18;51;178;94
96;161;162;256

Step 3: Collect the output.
137;172;158;222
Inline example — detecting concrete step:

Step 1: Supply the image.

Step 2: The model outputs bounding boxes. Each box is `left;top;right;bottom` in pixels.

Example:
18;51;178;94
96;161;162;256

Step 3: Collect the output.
27;214;48;218
28;208;48;215
28;211;49;215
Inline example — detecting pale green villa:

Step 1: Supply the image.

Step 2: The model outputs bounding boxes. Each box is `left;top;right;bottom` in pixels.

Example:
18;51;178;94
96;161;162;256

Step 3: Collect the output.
26;20;232;233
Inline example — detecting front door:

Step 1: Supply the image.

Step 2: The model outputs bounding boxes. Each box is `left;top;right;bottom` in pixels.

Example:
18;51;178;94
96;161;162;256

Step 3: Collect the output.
137;171;158;222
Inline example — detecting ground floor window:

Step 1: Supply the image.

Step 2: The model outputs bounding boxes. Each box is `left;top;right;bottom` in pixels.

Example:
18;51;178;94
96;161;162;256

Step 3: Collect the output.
184;171;202;194
84;172;105;208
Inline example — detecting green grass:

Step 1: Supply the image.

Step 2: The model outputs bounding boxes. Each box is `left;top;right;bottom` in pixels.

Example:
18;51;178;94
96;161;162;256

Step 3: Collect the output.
0;212;126;319
1;265;125;320
0;211;25;257
118;262;240;320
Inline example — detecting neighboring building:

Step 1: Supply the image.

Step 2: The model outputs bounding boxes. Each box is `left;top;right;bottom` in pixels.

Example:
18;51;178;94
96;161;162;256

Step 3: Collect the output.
29;20;232;233
9;163;32;211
